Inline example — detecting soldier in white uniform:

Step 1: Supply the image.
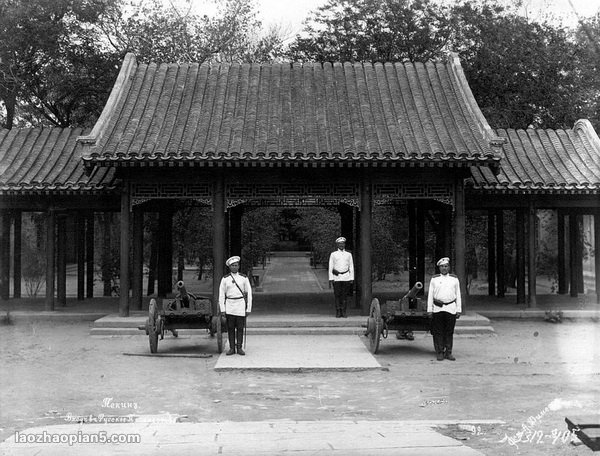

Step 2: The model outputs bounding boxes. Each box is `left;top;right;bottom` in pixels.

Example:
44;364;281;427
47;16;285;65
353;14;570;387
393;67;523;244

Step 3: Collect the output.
328;237;354;318
218;256;253;356
427;257;462;361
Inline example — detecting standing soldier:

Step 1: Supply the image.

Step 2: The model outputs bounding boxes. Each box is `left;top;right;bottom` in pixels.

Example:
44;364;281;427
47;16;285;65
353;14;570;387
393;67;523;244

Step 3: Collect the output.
328;237;354;318
427;257;462;361
219;256;252;356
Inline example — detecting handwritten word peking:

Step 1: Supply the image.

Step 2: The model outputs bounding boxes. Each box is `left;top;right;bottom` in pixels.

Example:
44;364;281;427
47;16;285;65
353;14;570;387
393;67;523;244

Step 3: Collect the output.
101;398;138;409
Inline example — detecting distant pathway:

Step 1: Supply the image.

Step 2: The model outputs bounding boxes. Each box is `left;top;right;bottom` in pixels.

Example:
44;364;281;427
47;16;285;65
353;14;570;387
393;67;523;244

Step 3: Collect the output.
261;256;323;293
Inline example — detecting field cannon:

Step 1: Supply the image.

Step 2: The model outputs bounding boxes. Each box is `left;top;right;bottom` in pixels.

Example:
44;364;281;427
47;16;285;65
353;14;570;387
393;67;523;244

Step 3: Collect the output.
141;281;225;354
365;282;431;354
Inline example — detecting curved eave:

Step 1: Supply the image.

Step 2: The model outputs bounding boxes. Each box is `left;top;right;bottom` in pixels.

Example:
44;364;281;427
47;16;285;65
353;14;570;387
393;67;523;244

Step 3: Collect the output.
0;184;119;196
82;156;501;169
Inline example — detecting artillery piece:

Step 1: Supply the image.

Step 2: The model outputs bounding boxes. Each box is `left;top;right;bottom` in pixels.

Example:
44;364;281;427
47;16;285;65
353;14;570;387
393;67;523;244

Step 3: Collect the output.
365;282;431;354
142;281;224;354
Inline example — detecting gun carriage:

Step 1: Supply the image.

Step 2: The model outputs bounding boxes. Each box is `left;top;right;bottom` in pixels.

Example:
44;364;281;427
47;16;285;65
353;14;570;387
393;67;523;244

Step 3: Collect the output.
365;282;431;354
142;281;225;354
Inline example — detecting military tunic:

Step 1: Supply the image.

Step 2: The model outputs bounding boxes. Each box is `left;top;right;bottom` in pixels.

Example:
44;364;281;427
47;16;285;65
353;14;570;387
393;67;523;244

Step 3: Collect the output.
218;272;253;317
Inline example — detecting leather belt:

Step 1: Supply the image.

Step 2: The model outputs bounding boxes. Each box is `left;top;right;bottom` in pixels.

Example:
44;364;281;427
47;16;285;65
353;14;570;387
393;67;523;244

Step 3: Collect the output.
433;299;455;307
226;296;245;300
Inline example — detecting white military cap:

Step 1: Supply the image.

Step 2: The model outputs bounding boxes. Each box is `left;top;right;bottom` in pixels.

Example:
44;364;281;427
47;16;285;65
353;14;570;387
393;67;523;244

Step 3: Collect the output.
436;257;450;266
335;237;346;243
226;256;241;266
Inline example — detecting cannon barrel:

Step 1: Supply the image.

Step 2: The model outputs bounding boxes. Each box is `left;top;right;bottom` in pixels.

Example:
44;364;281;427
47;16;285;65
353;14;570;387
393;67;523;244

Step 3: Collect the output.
403;281;423;299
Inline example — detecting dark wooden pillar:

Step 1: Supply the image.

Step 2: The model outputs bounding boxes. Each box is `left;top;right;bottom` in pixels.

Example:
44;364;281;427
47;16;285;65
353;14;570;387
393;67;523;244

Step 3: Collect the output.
101;213;112;296
408;200;417;287
516;208;526;304
595;212;600;304
527;201;537;308
0;210;10;301
557;210;567;294
495;210;505;298
569;213;579;298
416;201;425;285
359;171;372;315
132;205;144;311
147;214;158;296
119;189;131;317
454;179;467;312
86;212;94;298
229;205;243;257
487;211;496;296
56;214;67;306
339;204;354;251
45;209;56;311
354;205;361;309
13;211;21;299
76;213;85;300
212;173;226;315
576;216;584;293
157;208;173;298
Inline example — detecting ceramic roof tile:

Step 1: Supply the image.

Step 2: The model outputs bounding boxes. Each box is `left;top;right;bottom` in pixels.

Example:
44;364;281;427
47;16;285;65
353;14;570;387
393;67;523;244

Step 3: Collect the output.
80;54;504;167
0;128;117;194
468;121;600;193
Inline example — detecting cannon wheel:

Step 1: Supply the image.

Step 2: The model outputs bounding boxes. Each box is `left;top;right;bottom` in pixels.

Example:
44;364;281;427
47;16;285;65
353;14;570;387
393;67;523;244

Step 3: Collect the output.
368;298;383;354
148;299;159;354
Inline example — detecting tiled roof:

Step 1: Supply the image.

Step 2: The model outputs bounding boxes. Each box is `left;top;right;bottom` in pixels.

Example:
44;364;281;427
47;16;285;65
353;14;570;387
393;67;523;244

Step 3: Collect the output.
0;128;117;195
79;53;505;168
468;120;600;193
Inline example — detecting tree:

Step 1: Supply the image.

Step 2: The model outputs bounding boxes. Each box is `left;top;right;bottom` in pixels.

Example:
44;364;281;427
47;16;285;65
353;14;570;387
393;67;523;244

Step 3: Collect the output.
288;0;454;63
0;0;121;128
449;1;582;129
574;13;600;131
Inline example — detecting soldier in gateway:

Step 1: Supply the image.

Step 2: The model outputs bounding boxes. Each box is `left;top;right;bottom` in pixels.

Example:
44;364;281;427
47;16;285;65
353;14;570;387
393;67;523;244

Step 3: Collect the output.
328;237;354;318
427;257;462;361
218;256;253;356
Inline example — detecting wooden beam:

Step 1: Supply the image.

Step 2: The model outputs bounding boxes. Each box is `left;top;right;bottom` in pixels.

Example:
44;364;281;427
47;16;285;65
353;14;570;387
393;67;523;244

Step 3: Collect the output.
360;171;372;315
0;210;10;301
454;179;467;312
212;173;226;316
45;209;56;311
495;210;505;298
132;205;144;311
57;214;67;307
569;213;578;298
12;211;21;299
119;189;130;317
487;211;496;296
527;201;537;308
516;209;526;304
76;213;85;300
557;210;567;294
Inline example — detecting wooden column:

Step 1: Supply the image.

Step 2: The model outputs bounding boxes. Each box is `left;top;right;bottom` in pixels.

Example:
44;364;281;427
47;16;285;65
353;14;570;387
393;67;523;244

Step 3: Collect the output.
487;211;496;296
557;210;567;294
229;205;243;258
339;204;354;251
495;210;505;298
76;213;85;300
527;201;537;308
359;171;372;315
416;201;425;285
0;210;10;301
13;211;21;299
157;208;173;298
576;216;584;293
147;214;158;296
212;173;226;315
454;179;467;312
516;209;526;304
569;213;578;298
101;213;112;296
119;189;131;317
56;214;67;306
86;212;94;298
132;205;144;311
45;209;56;311
595;212;600;304
408;200;417;287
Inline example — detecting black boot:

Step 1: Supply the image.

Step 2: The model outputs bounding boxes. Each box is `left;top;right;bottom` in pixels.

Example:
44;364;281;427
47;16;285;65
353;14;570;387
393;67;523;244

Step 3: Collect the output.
237;346;245;356
444;349;456;361
226;347;235;356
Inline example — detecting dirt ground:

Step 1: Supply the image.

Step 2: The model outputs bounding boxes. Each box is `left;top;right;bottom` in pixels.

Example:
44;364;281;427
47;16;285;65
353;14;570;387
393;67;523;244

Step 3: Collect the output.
0;318;599;455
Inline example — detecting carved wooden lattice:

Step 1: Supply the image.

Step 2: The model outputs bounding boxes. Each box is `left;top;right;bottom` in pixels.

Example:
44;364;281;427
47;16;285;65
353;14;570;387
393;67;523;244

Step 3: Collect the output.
374;181;454;206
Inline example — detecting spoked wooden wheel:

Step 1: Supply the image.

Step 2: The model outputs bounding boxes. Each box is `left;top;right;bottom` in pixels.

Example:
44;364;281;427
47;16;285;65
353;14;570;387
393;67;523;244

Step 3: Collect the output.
368;298;383;354
148;298;159;354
